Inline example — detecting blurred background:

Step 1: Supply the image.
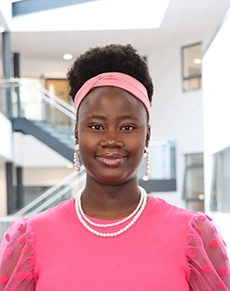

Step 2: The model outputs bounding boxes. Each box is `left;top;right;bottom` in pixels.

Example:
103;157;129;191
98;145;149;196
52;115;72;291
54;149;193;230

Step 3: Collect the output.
0;0;229;251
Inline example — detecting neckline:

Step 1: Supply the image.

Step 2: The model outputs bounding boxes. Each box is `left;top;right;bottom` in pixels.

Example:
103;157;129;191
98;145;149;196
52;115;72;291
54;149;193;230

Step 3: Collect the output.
68;194;157;224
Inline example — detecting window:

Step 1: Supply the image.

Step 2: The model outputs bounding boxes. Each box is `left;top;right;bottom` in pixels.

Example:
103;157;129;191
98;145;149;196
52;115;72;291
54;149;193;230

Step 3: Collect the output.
181;43;202;92
183;153;204;211
211;146;230;213
138;138;176;192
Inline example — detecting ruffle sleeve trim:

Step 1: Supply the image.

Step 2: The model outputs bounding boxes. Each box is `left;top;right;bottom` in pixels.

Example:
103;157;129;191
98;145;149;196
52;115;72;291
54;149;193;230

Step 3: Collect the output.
0;217;36;291
186;212;230;291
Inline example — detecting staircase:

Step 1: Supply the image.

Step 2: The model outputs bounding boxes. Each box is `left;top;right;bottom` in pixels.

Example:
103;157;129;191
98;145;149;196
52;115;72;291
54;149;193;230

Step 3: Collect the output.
0;78;86;239
12;117;74;161
6;78;77;162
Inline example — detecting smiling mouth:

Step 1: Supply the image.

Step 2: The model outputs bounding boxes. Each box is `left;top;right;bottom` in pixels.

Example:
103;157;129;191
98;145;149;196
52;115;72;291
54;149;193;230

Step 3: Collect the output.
96;154;126;167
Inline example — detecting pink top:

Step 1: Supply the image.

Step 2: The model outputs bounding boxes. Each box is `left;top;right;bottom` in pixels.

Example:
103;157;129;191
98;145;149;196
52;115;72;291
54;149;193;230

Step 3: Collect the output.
0;196;229;291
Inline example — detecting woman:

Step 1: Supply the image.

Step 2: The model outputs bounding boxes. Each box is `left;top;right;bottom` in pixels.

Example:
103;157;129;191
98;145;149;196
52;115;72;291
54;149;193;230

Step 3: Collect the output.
0;44;229;291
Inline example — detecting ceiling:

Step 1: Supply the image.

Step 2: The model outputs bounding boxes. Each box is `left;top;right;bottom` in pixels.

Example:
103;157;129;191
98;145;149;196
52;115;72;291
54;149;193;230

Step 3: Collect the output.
0;0;230;60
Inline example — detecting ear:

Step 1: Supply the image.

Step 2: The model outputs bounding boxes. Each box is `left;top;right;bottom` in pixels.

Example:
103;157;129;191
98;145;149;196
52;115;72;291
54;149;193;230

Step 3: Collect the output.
146;125;151;147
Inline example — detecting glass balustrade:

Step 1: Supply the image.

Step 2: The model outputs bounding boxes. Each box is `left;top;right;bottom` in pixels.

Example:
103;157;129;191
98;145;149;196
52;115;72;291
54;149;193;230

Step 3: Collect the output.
138;138;176;180
0;78;76;139
0;81;10;116
0;169;86;239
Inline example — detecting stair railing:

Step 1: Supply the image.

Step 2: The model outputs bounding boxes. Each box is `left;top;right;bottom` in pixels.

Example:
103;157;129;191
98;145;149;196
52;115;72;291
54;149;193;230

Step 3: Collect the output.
0;168;86;239
0;78;87;223
13;168;85;218
39;86;75;113
37;87;76;120
0;78;76;136
0;77;77;161
27;169;86;216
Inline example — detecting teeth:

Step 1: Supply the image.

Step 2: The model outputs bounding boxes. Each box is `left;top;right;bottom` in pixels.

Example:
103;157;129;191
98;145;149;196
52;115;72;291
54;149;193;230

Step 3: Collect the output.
101;153;122;158
106;153;114;156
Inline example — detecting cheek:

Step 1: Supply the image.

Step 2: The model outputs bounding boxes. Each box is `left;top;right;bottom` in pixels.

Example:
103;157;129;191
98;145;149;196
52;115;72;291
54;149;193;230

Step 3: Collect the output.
128;139;145;159
135;147;145;164
78;136;96;160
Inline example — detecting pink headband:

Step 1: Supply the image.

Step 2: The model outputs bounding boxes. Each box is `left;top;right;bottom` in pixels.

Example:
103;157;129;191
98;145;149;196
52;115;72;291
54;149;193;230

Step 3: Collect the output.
74;72;151;117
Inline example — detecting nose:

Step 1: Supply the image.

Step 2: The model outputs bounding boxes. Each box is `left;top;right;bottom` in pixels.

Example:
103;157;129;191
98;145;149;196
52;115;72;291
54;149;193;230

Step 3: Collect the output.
100;139;124;148
99;131;124;148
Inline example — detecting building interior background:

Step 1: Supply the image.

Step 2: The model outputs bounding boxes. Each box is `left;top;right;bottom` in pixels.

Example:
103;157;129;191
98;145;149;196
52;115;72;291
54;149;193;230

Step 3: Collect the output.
0;0;230;255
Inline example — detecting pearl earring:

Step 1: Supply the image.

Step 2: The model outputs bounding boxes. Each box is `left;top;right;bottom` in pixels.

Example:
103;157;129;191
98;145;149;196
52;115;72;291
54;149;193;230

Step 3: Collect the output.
74;144;81;172
142;146;150;181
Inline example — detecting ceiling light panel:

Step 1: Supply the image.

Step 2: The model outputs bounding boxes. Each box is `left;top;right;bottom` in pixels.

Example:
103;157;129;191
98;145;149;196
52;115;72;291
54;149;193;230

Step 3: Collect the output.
10;0;171;31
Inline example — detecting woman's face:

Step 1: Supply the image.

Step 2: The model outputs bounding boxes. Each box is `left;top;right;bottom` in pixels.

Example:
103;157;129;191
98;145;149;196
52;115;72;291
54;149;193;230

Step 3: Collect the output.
75;86;150;185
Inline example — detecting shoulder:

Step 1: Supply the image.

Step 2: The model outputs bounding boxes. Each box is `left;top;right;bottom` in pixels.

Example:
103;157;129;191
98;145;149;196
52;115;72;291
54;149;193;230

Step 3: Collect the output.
28;199;74;231
0;217;35;260
1;216;34;245
148;195;196;223
187;211;225;245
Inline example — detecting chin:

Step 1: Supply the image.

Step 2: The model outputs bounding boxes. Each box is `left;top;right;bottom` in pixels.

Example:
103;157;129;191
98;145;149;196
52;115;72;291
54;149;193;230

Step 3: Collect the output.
95;174;135;186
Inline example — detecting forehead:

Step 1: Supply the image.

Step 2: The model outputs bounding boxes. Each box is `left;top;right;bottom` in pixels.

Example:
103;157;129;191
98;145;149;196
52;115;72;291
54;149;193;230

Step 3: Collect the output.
78;86;148;118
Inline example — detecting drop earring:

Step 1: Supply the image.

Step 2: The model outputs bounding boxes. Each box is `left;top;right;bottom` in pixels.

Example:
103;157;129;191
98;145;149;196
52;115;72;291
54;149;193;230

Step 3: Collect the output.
74;144;81;172
142;146;150;181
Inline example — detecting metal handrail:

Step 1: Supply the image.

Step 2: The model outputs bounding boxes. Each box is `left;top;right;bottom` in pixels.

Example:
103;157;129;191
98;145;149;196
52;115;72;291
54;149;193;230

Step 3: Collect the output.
39;86;75;113
28;171;86;216
0;169;86;239
0;78;76;119
13;168;85;217
38;90;76;120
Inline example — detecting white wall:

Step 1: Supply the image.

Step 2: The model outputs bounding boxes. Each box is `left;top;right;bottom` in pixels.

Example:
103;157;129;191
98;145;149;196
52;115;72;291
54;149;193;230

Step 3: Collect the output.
145;40;204;207
16;134;72;168
0;166;7;216
0;113;12;216
0;0;12;30
20;57;72;79
23;167;74;186
0;112;13;160
203;11;230;252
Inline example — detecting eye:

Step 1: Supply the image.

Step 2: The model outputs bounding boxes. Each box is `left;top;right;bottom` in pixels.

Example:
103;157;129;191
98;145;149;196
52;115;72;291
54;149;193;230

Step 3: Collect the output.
121;125;135;131
90;124;104;130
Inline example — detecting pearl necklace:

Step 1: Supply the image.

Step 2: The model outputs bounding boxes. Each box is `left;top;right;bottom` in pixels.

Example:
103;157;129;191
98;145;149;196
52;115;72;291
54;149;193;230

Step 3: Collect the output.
78;188;145;228
75;187;148;238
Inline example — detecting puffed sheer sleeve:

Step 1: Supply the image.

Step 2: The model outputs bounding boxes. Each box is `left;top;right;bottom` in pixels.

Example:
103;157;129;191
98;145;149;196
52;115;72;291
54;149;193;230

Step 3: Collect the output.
0;217;36;291
186;213;230;291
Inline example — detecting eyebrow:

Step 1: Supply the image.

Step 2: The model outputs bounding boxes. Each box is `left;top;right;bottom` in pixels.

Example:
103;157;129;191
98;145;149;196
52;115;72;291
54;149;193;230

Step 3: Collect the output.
116;115;139;121
88;114;139;121
88;114;106;120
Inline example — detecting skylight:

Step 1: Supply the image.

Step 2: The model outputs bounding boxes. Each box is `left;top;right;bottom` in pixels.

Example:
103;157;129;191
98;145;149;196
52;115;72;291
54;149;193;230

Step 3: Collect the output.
10;0;171;32
73;0;171;30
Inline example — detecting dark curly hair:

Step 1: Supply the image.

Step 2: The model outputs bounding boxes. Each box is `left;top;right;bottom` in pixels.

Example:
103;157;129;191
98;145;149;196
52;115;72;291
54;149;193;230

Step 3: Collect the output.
67;44;154;103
